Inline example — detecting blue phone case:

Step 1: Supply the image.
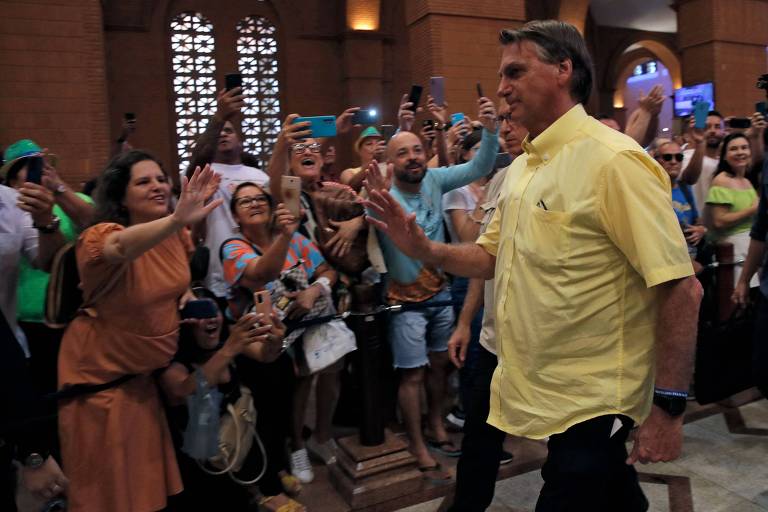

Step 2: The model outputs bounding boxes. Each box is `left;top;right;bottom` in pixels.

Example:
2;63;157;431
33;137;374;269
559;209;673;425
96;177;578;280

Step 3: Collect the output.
293;116;337;138
693;101;710;129
451;112;465;125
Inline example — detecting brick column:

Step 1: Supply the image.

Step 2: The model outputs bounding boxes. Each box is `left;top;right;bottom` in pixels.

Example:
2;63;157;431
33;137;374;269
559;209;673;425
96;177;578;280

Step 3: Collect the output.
404;0;526;119
0;0;110;185
677;0;768;116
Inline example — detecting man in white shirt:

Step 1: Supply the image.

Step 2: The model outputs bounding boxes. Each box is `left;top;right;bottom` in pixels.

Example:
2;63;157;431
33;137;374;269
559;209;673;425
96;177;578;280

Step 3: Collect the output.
186;87;269;299
680;110;725;208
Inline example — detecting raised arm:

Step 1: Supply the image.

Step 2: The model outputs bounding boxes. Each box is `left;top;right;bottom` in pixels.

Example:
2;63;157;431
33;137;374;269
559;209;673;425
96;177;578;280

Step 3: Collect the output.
265;114;312;204
103;165;222;263
185;88;245;178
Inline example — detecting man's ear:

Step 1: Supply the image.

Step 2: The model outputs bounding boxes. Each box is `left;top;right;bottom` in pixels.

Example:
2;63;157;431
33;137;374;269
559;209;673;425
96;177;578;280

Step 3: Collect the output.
556;58;573;89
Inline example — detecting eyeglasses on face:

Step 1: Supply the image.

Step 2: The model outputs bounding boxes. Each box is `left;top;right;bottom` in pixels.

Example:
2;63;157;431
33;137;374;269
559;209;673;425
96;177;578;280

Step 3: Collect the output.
497;113;512;123
290;143;322;154
235;195;269;208
660;153;684;162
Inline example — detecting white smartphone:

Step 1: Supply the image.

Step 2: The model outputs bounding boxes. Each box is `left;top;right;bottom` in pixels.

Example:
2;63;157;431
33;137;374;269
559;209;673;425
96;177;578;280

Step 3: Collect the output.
281;175;302;218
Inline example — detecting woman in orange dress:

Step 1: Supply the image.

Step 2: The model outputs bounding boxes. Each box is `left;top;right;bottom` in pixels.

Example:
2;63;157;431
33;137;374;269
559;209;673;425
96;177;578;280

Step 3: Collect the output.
57;150;223;512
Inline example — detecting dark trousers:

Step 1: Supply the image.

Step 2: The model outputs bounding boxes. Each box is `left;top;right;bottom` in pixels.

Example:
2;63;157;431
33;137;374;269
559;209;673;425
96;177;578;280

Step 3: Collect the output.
536;415;648;512
449;345;505;512
450;277;484;412
237;351;295;497
0;442;16;512
754;294;768;398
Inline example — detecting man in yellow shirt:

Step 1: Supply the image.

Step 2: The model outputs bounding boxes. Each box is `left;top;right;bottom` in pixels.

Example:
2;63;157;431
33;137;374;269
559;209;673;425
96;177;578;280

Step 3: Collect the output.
365;20;703;511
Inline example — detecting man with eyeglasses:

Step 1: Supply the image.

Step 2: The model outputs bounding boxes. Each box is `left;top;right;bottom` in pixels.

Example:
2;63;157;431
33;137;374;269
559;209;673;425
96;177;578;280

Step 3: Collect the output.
185;87;269;303
656;140;707;271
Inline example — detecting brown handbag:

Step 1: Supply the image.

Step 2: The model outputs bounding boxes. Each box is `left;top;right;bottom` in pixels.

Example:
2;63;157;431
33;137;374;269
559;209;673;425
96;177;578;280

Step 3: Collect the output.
310;182;370;275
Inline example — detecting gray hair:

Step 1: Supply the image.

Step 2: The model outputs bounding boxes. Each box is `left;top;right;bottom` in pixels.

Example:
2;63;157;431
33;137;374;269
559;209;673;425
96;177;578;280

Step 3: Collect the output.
499;20;594;105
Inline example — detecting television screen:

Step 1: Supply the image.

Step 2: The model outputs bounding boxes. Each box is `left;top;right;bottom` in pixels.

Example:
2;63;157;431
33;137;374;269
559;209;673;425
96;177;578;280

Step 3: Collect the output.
674;83;714;117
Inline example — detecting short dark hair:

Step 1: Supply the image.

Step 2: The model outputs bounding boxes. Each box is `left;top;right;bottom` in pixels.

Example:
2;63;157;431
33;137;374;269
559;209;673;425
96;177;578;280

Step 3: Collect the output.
708;110;723;120
715;132;751;177
499;20;594;105
94;149;166;226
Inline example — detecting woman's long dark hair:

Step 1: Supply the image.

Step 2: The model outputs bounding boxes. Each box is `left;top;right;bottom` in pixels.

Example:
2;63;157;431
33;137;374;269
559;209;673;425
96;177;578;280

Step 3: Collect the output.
93;149;166;226
714;132;751;178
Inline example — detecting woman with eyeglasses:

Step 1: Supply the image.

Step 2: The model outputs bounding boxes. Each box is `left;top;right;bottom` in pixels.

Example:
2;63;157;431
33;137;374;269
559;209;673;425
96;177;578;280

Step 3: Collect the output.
705;133;760;287
220;181;336;504
265;116;367;483
654;140;707;271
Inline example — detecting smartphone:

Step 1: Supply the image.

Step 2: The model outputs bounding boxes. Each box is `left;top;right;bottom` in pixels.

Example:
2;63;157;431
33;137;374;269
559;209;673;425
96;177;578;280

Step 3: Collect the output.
281;175;302;218
292;116;337;138
253;290;272;318
422;119;435;129
351;108;379;125
407;85;423;110
124;112;136;122
476;82;484;98
25;156;44;184
180;298;219;320
728;117;751;129
380;124;396;141
430;77;445;106
451;112;465;126
494;152;513;169
225;73;242;92
757;101;767;116
693;101;710;130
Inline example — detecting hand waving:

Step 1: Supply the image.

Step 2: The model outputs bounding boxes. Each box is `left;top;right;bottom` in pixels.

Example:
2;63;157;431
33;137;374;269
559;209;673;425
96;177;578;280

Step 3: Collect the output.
172;164;224;226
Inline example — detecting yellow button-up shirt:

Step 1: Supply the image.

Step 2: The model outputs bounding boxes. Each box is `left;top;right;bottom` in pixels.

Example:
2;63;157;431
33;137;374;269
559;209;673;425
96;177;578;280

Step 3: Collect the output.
476;104;693;439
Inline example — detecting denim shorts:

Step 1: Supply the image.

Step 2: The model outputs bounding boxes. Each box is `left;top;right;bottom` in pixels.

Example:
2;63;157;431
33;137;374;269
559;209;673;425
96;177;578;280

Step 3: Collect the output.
388;287;454;368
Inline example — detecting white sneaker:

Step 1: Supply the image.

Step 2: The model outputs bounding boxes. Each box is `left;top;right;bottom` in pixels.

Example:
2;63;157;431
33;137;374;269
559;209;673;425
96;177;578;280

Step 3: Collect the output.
290;448;314;483
306;437;338;465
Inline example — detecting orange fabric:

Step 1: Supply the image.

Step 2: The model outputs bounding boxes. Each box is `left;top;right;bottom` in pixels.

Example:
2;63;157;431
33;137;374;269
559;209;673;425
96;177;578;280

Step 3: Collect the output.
58;223;189;512
385;265;445;303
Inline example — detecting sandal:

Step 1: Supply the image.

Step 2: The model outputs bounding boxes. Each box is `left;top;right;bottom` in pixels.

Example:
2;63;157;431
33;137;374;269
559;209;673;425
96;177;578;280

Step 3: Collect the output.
259;494;306;512
418;463;452;484
426;437;462;457
279;470;302;497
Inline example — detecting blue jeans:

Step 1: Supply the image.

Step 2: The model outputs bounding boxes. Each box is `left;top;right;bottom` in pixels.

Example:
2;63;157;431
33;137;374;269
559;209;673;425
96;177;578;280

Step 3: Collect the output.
451;277;484;411
388;288;454;368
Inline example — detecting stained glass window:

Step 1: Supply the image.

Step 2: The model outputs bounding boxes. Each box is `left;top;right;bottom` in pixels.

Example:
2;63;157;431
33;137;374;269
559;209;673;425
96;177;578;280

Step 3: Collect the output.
170;12;217;171
237;16;282;164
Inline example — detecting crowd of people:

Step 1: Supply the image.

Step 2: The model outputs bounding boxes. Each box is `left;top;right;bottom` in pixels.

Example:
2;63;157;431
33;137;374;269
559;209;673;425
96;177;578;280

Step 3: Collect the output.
1;18;766;512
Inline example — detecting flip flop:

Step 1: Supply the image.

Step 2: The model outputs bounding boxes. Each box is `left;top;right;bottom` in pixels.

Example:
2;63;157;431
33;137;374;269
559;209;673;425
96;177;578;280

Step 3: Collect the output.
426;438;462;457
418;463;452;484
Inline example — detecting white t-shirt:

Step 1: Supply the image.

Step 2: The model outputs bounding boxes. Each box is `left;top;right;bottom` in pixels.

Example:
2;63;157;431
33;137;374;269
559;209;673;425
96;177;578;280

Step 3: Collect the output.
442;185;478;244
681;149;719;211
204;163;269;297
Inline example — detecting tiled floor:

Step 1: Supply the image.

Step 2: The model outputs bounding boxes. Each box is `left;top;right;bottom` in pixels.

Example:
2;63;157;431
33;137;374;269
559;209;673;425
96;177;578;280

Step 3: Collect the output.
397;399;768;512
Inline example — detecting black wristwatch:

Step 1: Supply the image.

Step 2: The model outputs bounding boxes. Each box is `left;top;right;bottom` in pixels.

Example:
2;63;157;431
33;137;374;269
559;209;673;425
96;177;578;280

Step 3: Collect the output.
653;388;687;417
33;215;61;234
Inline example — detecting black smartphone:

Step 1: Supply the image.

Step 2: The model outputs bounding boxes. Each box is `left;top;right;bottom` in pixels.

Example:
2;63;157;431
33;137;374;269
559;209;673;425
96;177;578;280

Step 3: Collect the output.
381;124;396;140
180;298;219;320
756;102;767;116
407;85;423;110
422;119;435;129
25;156;44;184
494;152;512;169
225;73;242;92
124;112;136;122
728;117;751;129
351;108;379;125
476;82;484;98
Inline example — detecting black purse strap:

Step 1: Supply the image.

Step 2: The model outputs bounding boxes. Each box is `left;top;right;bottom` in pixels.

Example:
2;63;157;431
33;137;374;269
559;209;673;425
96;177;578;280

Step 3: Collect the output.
45;374;137;402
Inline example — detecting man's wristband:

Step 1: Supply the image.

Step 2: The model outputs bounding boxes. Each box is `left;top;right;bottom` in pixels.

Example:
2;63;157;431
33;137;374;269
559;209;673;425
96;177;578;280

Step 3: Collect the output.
654;388;688;398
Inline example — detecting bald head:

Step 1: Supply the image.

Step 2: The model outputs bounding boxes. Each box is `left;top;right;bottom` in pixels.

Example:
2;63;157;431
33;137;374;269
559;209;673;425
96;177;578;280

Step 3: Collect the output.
387;130;427;186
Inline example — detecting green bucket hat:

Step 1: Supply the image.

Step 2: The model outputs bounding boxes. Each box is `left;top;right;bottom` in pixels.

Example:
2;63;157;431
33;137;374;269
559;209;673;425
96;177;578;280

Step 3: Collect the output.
1;139;43;180
355;126;383;152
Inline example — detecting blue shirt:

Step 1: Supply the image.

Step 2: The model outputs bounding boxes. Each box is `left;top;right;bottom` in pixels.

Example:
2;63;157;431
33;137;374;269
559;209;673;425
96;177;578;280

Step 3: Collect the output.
377;127;499;284
671;185;698;227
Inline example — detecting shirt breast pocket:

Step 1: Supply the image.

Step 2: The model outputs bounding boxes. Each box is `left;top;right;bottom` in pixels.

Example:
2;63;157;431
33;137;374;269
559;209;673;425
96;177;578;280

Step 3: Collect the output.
519;206;572;266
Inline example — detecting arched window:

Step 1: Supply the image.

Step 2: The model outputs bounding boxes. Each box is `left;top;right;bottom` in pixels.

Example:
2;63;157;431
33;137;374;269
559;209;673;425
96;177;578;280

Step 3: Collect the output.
170;12;217;171
236;15;281;164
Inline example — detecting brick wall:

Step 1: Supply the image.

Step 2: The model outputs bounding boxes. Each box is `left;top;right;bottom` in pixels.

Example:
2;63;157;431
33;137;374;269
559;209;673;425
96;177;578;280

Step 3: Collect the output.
0;0;110;186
